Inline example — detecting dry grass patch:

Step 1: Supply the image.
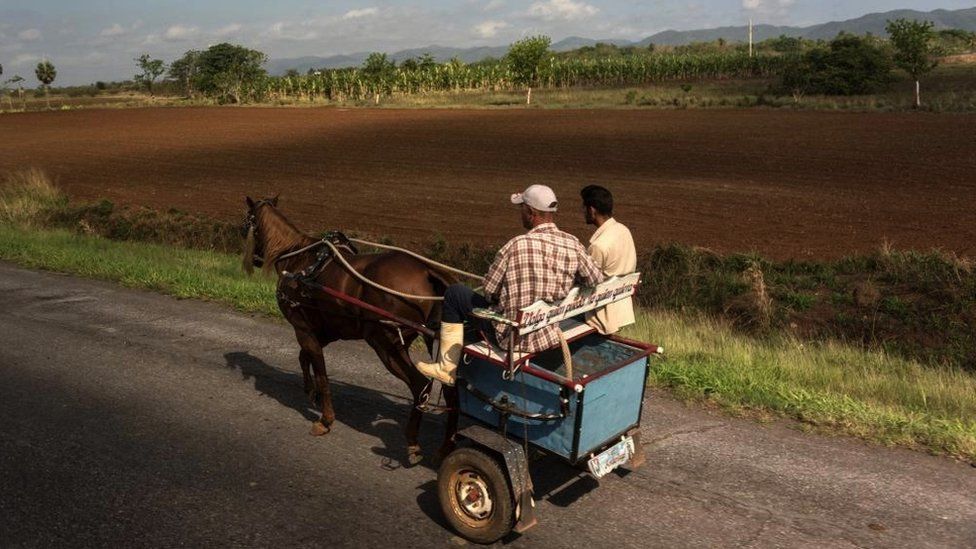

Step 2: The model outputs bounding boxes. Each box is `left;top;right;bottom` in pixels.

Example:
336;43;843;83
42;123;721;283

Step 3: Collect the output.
0;168;67;227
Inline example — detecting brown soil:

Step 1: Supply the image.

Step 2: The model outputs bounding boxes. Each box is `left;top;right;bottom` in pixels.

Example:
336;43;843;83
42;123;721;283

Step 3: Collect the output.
1;107;973;260
942;53;976;64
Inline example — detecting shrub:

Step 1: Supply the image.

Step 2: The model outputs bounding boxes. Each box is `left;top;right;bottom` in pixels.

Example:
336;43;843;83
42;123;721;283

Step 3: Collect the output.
779;34;893;96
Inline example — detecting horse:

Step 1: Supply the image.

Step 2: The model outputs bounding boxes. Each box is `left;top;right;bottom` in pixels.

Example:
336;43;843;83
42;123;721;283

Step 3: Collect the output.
242;196;459;465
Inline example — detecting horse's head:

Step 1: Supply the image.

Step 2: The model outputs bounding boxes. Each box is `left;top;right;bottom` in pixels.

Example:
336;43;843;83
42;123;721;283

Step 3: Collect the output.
242;195;279;275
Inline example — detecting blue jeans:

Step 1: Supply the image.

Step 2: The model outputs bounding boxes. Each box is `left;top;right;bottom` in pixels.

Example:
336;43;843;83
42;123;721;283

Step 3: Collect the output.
442;284;499;345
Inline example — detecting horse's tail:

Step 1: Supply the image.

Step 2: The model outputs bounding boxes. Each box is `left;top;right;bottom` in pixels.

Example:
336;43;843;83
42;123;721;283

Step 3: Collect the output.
422;267;457;356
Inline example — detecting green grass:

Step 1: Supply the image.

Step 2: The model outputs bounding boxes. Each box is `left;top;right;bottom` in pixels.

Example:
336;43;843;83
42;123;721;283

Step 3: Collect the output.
1;222;974;463
0;225;277;316
638;244;976;369
623;311;976;462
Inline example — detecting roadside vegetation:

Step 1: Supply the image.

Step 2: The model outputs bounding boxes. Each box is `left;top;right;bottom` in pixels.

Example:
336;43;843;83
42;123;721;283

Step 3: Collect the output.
0;169;973;462
3;21;974;113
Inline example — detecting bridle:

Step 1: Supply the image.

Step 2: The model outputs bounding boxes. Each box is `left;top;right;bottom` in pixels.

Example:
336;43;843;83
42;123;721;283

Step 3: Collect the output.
243;199;270;267
243;199;357;269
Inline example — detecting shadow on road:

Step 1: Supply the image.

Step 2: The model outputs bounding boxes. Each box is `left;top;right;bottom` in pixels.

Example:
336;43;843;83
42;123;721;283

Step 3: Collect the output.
223;350;600;541
222;351;445;471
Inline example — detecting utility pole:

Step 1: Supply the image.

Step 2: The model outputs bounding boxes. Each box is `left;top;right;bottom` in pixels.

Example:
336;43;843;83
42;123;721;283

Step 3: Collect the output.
749;19;754;58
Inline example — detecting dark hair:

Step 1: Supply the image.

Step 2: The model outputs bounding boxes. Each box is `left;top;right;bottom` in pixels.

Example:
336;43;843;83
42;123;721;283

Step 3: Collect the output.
580;185;613;216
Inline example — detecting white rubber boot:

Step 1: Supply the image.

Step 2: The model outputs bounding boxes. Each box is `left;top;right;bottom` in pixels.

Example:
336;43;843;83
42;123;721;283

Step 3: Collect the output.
416;322;464;386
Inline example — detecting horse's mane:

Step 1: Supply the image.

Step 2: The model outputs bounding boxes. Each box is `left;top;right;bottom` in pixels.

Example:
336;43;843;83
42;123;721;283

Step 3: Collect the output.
256;204;317;275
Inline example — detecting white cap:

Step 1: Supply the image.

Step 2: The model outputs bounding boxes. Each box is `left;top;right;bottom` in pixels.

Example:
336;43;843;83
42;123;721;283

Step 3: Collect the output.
511;185;558;212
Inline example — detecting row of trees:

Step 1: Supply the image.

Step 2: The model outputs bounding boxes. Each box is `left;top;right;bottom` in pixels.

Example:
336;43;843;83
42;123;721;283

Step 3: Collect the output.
0;60;57;110
136;43;268;103
261;20;951;107
560;27;975;60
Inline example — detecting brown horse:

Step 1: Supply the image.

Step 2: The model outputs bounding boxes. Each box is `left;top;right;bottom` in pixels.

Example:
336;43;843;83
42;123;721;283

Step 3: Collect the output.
242;196;459;464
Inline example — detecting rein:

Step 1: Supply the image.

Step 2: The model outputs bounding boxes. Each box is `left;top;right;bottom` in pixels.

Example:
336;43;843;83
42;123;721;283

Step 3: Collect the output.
265;233;484;303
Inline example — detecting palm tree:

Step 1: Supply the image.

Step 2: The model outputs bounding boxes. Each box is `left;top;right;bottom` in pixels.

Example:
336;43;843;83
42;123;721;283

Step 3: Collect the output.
35;60;57;110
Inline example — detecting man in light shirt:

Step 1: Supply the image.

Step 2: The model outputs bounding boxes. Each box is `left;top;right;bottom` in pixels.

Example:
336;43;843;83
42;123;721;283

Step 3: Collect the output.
580;185;637;334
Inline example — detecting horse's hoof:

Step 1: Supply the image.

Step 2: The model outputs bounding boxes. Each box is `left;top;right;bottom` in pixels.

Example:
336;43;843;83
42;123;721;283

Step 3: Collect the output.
406;445;424;467
309;421;332;436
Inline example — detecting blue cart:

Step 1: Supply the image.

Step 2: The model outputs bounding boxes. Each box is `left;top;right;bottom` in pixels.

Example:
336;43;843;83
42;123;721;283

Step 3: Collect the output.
436;274;663;543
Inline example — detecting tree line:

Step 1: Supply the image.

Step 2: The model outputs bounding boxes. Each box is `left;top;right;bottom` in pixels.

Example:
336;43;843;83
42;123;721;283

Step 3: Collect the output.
778;20;949;107
0;59;57;110
1;19;969;110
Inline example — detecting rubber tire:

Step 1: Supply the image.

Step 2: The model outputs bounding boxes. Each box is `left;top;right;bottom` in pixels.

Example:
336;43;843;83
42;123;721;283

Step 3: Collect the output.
437;447;515;544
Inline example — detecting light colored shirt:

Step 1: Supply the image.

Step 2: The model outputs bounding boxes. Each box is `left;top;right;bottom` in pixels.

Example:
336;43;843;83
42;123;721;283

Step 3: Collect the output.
585;218;637;334
484;223;605;353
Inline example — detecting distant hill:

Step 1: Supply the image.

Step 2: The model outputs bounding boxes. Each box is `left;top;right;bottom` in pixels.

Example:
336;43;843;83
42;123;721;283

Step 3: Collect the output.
267;7;976;75
635;7;976;46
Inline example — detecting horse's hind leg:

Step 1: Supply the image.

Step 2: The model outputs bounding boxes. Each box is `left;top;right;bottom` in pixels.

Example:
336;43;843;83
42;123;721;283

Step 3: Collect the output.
438;385;460;461
393;335;456;462
297;334;335;436
395;340;436;467
299;349;315;405
367;334;429;467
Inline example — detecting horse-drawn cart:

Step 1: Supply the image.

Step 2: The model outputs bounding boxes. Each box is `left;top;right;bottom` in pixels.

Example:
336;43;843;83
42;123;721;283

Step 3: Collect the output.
437;273;663;543
247;202;661;543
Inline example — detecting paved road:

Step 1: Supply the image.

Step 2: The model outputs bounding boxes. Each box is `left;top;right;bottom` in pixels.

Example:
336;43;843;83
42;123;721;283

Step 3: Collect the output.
1;262;974;548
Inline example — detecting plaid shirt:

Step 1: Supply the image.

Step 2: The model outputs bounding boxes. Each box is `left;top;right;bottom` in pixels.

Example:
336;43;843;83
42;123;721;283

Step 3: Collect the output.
483;223;605;353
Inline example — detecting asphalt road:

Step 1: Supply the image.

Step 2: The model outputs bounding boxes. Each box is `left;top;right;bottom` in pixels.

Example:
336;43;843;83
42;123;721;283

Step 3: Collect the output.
1;261;974;548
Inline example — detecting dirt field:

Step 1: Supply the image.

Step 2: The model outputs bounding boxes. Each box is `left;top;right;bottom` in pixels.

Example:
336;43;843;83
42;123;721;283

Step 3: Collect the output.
1;107;973;259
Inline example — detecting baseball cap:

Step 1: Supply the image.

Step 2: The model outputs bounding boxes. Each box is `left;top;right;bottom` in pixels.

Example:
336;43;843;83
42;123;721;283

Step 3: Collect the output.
511;185;558;212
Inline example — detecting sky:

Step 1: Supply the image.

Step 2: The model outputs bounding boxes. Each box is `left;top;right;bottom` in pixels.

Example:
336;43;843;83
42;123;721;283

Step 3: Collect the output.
1;1;972;86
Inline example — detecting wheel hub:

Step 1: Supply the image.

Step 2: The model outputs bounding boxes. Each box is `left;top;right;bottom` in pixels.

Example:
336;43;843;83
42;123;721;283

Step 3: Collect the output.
456;470;493;521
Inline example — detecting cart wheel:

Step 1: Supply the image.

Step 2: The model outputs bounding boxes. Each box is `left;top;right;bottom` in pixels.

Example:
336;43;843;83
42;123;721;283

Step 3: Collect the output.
437;447;515;544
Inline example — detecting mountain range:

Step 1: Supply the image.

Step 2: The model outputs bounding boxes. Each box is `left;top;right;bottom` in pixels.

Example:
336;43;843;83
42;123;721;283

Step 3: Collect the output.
266;7;976;75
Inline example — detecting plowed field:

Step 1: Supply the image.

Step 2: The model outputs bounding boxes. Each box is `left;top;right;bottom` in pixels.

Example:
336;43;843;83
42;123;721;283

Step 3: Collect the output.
2;107;973;259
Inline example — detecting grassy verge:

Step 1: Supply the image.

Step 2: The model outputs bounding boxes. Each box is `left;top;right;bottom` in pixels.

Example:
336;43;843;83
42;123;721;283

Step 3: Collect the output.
1;223;973;462
623;312;975;461
0;225;277;317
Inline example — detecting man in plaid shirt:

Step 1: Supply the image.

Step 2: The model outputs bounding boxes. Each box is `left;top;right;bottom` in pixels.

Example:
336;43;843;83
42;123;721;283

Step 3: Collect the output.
417;185;605;386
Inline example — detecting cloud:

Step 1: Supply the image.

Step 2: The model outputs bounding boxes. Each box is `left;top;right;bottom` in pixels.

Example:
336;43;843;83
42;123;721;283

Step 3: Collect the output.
214;23;243;37
527;0;598;21
474;20;508;39
742;0;796;12
100;24;126;37
263;21;319;41
483;0;505;11
343;7;379;20
18;28;41;41
11;53;40;67
163;24;199;41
